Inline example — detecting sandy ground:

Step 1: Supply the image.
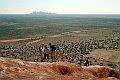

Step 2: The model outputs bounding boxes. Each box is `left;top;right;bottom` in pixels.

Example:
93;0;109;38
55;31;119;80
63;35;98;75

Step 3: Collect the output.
0;38;32;43
84;49;120;63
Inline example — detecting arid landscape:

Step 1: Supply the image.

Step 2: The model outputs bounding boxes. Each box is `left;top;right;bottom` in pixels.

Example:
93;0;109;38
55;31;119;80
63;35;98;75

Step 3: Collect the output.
0;14;120;80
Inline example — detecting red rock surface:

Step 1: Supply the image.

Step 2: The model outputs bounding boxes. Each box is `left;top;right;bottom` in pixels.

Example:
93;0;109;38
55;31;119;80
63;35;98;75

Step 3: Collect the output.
0;57;119;80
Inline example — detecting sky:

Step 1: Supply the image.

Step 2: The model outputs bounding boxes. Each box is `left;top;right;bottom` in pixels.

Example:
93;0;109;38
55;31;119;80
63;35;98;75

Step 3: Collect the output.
0;0;120;14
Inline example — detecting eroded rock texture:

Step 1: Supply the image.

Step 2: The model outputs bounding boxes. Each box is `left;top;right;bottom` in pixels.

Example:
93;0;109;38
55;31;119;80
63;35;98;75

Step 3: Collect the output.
0;57;119;80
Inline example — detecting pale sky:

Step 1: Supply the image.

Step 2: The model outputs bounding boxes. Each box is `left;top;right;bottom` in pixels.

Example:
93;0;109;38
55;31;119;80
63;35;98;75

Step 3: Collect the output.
0;0;120;14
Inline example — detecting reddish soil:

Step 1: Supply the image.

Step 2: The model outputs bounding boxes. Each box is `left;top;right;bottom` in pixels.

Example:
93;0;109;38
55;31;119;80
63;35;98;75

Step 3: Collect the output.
0;57;119;80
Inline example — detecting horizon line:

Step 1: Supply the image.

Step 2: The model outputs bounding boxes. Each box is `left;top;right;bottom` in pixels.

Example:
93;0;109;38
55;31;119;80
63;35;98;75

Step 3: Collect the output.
0;12;120;15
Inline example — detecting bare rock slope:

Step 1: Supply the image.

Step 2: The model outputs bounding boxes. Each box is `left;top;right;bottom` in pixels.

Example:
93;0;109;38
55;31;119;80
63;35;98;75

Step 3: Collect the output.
0;57;119;80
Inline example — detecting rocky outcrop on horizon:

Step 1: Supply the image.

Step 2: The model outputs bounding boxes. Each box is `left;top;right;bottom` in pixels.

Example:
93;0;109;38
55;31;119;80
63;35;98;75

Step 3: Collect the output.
0;57;119;80
29;11;57;15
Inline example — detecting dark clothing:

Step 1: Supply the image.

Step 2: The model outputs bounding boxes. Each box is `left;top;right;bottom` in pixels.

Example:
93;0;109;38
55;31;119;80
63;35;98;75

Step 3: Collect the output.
44;53;49;59
49;45;56;62
51;45;56;52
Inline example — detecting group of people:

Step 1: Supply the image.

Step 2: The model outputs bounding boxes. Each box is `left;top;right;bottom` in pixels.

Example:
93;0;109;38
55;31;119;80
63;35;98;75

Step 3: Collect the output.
39;43;57;62
0;37;119;66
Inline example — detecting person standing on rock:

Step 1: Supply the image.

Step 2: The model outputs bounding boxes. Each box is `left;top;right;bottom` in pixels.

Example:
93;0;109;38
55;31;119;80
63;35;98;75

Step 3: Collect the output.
51;45;56;62
43;45;49;62
48;43;52;60
49;43;56;62
39;44;45;62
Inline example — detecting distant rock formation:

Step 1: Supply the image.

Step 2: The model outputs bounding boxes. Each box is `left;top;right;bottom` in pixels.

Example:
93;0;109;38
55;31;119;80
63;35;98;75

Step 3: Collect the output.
0;57;119;80
29;11;57;15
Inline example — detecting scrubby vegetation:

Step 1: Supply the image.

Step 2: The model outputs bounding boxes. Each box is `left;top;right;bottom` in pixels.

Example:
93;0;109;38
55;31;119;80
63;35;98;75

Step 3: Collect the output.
0;37;120;70
0;14;120;39
0;14;120;71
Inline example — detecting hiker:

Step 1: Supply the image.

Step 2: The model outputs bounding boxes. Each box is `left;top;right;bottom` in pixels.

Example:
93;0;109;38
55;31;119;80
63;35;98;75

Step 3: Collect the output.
48;43;52;60
43;45;49;61
39;44;44;62
49;43;56;62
